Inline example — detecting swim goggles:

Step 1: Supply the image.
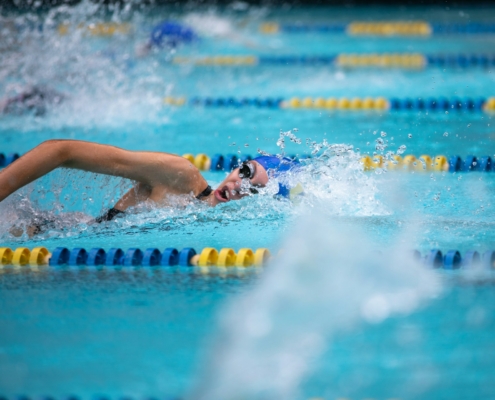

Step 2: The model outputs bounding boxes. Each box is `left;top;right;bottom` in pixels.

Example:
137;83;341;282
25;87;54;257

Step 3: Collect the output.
238;161;259;194
238;161;255;179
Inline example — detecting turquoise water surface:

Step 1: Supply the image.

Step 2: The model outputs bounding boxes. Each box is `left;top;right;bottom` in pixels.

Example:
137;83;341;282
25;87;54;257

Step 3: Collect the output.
1;4;495;399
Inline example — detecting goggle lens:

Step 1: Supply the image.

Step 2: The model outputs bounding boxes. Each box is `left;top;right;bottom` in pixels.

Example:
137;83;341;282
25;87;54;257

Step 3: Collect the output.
238;162;254;179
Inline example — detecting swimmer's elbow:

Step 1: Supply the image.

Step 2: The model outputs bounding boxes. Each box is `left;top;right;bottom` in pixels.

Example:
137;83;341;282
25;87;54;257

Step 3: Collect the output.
39;139;72;165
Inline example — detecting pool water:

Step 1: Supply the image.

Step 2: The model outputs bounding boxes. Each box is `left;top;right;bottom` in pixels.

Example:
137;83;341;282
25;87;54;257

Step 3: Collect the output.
1;4;495;399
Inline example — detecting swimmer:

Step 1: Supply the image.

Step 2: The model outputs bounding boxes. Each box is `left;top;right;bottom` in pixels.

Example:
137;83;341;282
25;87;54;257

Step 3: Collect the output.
136;21;197;56
0;86;65;116
0;140;299;227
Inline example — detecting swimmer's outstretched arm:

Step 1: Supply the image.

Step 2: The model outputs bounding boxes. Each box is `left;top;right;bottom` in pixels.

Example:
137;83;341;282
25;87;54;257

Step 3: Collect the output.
0;139;206;203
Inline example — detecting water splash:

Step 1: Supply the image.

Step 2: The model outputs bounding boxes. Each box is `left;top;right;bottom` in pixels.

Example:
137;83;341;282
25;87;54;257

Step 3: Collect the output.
0;132;389;240
190;207;441;400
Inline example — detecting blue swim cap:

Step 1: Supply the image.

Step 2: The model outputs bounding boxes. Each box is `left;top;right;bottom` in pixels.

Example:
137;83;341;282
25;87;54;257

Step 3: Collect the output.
150;21;196;48
252;155;301;198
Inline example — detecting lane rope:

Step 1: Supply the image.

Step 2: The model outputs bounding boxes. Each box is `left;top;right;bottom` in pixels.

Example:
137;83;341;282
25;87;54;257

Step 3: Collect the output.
171;53;495;69
1;152;494;173
260;21;495;35
161;96;495;112
1;247;494;270
0;247;271;268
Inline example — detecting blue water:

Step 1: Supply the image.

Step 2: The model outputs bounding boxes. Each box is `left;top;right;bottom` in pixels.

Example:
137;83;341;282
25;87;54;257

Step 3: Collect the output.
1;4;495;399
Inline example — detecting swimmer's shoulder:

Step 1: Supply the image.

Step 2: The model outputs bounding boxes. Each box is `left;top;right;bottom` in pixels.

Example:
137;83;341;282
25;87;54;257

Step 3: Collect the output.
149;151;206;192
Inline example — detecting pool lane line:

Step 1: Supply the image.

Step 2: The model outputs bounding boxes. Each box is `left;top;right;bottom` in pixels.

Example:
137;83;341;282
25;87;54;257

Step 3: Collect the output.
0;247;270;268
51;21;495;37
1;247;494;271
260;21;495;35
163;96;495;112
360;155;493;173
171;53;495;68
0;153;493;173
202;154;493;173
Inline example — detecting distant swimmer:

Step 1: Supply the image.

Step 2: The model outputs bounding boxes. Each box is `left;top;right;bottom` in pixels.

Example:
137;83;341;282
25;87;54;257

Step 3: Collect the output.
0;86;65;116
136;21;197;56
0;140;301;228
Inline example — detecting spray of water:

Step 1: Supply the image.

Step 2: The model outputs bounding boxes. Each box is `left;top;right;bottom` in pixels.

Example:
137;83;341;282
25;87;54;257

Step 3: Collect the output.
190;207;441;400
0;129;390;241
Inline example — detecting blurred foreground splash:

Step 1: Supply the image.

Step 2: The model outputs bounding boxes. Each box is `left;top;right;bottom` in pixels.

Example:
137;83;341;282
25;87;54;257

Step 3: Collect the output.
190;206;441;400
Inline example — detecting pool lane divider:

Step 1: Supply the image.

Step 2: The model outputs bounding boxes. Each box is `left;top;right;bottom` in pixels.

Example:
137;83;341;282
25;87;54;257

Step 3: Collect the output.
360;154;494;173
163;96;495;112
195;153;494;173
1;247;494;270
1;152;493;174
260;21;495;35
53;21;495;37
172;53;495;69
0;247;271;267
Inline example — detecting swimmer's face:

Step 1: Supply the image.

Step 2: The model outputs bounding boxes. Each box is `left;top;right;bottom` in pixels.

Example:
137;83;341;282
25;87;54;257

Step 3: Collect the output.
211;161;269;205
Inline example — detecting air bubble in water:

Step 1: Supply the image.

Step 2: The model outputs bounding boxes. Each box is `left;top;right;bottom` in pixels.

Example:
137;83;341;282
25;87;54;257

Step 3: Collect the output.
381;131;387;137
397;145;406;154
443;132;449;137
408;134;413;139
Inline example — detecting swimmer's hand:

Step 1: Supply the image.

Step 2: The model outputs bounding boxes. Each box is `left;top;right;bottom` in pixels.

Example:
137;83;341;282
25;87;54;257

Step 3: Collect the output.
9;224;42;238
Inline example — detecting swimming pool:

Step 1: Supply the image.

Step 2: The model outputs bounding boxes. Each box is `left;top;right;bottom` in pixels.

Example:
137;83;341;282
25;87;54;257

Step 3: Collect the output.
1;3;495;399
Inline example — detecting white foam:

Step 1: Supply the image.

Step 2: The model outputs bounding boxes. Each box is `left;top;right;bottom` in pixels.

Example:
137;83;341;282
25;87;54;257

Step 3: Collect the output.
190;206;441;400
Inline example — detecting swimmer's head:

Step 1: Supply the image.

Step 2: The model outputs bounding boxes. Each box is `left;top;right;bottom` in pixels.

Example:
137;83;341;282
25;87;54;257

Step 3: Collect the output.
210;155;300;205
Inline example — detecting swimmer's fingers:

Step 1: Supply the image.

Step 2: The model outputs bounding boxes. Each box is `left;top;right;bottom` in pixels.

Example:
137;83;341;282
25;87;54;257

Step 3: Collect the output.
9;225;23;237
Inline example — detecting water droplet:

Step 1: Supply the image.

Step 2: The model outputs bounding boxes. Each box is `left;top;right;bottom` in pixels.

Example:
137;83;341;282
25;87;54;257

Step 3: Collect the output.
397;145;406;155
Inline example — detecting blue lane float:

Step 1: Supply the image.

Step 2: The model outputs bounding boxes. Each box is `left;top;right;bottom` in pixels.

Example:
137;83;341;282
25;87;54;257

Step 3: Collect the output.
0;153;20;168
49;247;70;266
422;249;495;270
161;248;180;266
106;248;124;266
178;247;196;267
69;248;88;266
87;248;106;266
143;248;161;266
123;248;143;266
